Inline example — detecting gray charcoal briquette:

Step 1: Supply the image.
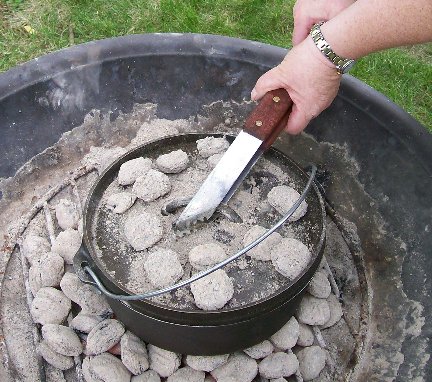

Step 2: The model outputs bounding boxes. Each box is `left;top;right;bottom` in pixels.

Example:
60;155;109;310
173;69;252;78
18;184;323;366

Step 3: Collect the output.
38;340;74;370
186;354;229;372
82;353;131;382
269;317;299;350
296;295;331;326
307;271;331;299
148;344;180;378
52;228;82;265
297;346;327;381
86;319;125;355
21;234;51;266
31;287;71;325
121;331;149;375
243;340;274;359
42;324;83;356
118;157;152;186
211;353;257;382
258;352;299;379
156;149;189;174
55;199;80;230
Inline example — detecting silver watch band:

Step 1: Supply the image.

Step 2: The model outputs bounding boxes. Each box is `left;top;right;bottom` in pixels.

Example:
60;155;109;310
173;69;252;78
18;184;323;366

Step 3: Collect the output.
310;22;355;74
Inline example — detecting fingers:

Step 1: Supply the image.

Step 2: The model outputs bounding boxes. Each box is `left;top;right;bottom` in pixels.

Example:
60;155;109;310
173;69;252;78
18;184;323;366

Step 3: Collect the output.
285;104;311;135
251;36;341;136
251;67;286;101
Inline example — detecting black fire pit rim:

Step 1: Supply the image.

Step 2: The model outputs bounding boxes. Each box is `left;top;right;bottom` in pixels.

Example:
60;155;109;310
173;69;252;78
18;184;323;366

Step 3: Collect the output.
1;33;430;173
0;33;282;99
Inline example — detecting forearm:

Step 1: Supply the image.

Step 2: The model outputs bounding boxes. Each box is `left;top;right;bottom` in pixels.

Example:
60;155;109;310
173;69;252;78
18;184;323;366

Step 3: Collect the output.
321;0;432;59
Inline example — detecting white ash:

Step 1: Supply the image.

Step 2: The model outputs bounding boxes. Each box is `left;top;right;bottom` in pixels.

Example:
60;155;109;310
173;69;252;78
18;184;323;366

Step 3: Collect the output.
156;149;190;174
85;319;125;356
296;294;331;326
118;157;153;186
296;346;327;381
211;352;258;382
21;234;51;266
38;340;74;370
188;242;228;271
55;199;80;230
166;366;205;382
144;248;184;288
69;312;104;334
60;272;112;316
132;370;161;382
196;136;230;158
52;228;82;264
82;145;128;173
121;330;149;375
29;252;64;295
130;119;182;147
31;287;71;325
269;379;287;382
242;225;282;261
267;185;308;222
243;340;274;359
207;152;225;168
106;192;137;214
186;354;229;372
41;324;83;356
190;269;234;310
258;352;299;379
82;353;131;382
132;169;171;202
297;323;315;347
124;211;163;251
320;293;343;329
307;270;331;299
148;344;181;378
270;238;312;280
269;316;299;350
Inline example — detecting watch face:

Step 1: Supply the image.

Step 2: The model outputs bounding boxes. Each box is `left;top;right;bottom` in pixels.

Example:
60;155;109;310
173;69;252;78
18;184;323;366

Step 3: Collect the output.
342;60;356;73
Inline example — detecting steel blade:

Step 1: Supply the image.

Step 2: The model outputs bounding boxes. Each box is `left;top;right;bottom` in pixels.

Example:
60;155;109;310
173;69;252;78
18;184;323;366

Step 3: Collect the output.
173;131;263;231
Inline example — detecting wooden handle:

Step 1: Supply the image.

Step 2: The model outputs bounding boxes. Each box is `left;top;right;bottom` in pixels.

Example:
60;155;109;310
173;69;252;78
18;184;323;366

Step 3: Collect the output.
244;89;293;149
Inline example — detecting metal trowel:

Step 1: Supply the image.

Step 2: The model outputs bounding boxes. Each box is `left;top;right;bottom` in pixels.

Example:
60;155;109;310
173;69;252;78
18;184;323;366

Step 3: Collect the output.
174;89;293;231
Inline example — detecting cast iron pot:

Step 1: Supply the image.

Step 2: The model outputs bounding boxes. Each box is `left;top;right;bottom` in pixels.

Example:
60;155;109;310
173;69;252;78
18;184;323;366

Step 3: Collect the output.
74;132;326;355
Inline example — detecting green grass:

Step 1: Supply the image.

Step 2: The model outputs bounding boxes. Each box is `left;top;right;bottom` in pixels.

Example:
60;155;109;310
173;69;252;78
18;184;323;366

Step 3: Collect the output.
1;0;431;130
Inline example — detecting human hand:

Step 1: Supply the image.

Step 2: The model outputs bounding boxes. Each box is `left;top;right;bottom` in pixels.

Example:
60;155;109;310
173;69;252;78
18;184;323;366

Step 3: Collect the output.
292;0;354;45
251;37;341;134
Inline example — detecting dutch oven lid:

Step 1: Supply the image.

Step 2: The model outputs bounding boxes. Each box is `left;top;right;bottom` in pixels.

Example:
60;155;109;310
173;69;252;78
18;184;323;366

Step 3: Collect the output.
78;133;326;322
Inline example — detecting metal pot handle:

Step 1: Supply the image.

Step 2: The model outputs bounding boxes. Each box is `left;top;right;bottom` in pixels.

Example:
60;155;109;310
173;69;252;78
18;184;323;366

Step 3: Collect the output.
73;244;98;287
77;165;317;301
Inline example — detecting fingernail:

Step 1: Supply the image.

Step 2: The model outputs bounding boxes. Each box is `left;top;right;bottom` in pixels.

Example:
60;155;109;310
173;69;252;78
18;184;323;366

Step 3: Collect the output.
251;88;257;100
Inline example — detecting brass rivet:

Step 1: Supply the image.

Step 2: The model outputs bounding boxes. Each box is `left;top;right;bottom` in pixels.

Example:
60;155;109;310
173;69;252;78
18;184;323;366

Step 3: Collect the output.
273;96;281;103
255;120;263;127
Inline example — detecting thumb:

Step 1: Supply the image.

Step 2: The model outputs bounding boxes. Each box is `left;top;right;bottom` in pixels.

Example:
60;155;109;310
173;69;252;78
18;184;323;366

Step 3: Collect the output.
251;67;286;101
285;104;311;135
292;19;313;46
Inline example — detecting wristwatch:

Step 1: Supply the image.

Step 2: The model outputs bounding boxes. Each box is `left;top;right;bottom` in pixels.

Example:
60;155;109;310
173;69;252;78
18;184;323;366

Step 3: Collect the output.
310;22;356;74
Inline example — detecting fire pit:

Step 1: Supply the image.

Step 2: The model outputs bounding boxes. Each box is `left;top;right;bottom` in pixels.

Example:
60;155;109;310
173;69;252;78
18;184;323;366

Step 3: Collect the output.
0;34;431;381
